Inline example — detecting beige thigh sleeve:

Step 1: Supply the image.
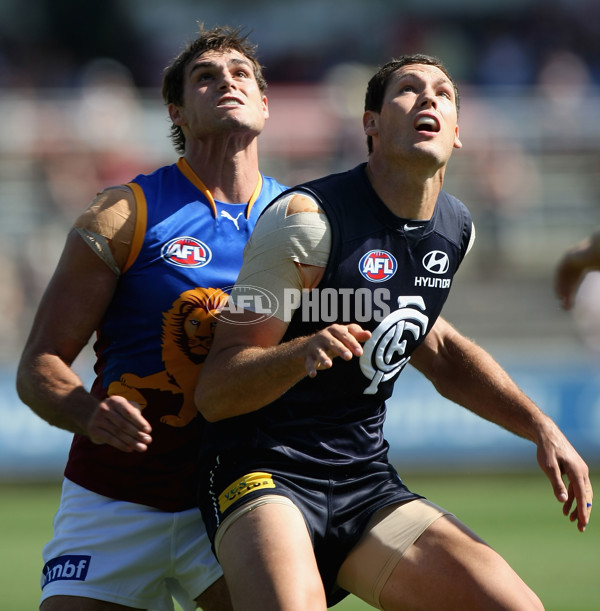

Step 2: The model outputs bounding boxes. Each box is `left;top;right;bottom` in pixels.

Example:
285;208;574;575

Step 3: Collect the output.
337;498;453;609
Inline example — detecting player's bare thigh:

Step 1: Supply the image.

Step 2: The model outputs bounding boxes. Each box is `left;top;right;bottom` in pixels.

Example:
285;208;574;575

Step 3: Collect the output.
380;514;544;610
217;497;327;611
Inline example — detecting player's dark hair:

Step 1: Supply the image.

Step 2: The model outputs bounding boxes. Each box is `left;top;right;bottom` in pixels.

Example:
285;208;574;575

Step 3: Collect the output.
162;24;267;155
364;54;460;154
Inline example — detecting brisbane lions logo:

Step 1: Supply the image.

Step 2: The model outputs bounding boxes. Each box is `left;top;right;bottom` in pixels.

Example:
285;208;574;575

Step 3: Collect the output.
107;287;228;427
359;296;429;394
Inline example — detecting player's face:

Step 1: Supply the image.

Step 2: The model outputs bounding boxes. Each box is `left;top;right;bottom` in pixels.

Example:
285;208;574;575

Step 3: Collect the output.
171;49;269;141
365;64;461;167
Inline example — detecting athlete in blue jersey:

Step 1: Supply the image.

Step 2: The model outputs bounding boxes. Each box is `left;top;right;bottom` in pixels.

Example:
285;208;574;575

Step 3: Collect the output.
195;55;592;610
16;25;286;611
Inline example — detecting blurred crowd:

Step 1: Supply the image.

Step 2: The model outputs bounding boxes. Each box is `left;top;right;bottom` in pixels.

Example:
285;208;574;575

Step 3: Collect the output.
1;0;600;90
1;0;600;365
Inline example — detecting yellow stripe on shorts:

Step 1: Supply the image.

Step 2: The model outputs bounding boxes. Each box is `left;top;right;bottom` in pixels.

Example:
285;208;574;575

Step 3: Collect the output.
219;472;276;513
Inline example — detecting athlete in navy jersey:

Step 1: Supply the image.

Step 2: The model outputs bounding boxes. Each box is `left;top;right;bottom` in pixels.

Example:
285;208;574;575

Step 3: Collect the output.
196;55;592;610
17;26;286;611
200;163;472;472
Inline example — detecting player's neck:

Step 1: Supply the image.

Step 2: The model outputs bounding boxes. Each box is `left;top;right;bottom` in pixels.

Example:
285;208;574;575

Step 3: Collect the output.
365;157;445;220
184;137;261;204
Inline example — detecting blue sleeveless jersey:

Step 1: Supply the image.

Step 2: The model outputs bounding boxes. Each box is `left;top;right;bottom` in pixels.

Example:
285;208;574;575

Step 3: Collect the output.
202;163;472;470
65;158;286;511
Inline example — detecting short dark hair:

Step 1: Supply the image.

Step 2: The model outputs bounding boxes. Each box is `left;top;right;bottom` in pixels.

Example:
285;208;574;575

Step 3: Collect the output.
162;24;267;155
364;54;460;154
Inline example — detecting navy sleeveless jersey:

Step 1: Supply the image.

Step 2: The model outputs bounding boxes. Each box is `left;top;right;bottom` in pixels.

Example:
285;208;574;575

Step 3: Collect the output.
202;163;472;469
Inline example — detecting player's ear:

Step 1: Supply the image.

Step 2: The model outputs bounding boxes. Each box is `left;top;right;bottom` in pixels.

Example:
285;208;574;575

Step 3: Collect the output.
262;95;269;120
454;124;462;149
363;111;378;136
168;103;186;126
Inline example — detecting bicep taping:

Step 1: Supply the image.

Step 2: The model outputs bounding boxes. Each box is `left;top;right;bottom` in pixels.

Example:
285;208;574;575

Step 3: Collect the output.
231;194;332;321
73;188;136;274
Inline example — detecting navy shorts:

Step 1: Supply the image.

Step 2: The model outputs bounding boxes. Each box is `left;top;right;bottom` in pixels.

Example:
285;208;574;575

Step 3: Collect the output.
198;454;421;605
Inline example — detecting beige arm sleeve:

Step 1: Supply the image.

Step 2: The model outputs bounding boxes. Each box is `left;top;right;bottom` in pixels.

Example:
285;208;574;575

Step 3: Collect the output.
73;186;136;275
231;192;332;321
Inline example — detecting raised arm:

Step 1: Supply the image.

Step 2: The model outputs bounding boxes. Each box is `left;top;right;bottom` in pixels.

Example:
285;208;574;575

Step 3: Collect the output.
410;316;592;532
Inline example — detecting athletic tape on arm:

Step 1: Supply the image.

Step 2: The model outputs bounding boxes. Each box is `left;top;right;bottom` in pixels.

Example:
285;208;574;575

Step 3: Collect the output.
73;187;136;275
231;193;332;321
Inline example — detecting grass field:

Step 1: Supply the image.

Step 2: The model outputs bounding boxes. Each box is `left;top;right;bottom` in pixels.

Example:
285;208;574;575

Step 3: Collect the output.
1;471;597;610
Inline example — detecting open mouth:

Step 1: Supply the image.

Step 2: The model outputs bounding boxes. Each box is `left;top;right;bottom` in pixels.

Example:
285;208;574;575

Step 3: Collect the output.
218;97;243;107
414;115;440;133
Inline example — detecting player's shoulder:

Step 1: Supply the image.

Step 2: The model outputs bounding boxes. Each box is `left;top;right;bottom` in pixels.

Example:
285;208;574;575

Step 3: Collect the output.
74;185;136;234
260;192;329;235
85;185;136;218
98;184;135;206
285;192;322;215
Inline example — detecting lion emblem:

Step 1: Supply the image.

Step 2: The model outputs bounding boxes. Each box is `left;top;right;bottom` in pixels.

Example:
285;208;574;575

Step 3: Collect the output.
108;287;228;427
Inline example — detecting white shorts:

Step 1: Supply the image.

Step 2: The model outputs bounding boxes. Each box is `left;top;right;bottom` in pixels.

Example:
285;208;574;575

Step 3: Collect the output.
40;478;222;611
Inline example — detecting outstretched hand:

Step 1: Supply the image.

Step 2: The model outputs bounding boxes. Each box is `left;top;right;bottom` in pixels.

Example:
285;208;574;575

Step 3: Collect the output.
87;396;153;452
536;427;592;532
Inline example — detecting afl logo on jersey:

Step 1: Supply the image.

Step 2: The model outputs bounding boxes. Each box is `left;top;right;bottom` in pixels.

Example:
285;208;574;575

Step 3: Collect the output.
358;250;397;283
161;236;212;268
